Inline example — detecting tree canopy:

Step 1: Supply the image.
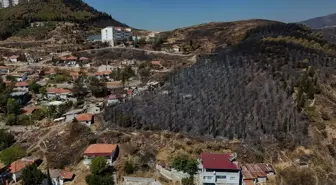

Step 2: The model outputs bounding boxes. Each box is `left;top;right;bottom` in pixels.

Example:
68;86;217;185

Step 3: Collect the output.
90;157;107;174
21;164;46;185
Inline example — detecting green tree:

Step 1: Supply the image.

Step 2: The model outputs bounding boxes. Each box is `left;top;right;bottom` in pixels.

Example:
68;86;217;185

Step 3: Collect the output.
72;79;87;98
0;145;26;165
172;155;198;175
6;98;22;115
39;87;47;95
182;177;194;185
86;174;114;185
185;158;198;175
0;129;15;151
90;157;107;174
21;164;46;185
87;76;108;97
28;82;42;94
124;160;135;174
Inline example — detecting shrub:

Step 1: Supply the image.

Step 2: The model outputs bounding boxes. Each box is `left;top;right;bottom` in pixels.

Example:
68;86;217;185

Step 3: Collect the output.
172;155;198;175
182;177;194;185
124;160;135;174
90;157;107;174
21;164;45;185
0;129;15;151
86;174;114;185
0;145;26;165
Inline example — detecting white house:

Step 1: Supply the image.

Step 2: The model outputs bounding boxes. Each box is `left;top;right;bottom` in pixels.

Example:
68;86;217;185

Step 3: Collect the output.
10;73;28;82
83;144;119;166
75;113;94;127
200;152;242;185
101;27;132;47
47;88;72;100
8;55;19;62
49;169;74;185
14;81;29;92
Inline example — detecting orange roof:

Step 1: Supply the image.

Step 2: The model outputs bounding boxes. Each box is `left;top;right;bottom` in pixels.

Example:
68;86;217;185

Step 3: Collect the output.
47;88;72;94
84;144;118;156
60;170;74;179
96;70;112;76
151;61;161;65
244;180;255;185
10;160;33;173
60;55;78;61
76;113;93;121
15;81;29;87
0;66;8;69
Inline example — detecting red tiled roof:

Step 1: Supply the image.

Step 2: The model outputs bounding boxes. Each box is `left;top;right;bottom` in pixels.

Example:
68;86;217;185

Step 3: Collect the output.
242;163;274;180
15;81;29;87
96;70;112;76
84;144;118;157
10;160;33;173
244;179;255;185
0;66;8;69
200;152;239;170
76;113;93;121
47;88;72;94
151;61;161;65
60;55;78;61
60;170;74;179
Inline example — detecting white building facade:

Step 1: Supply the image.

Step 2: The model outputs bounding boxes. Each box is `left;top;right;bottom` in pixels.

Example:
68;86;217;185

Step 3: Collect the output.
200;153;242;185
0;0;28;8
101;27;132;47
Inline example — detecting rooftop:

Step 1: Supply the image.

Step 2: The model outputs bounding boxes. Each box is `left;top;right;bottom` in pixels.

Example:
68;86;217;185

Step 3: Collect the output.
200;152;239;170
47;88;72;94
15;81;29;87
84;144;118;157
242;163;274;180
76;113;93;121
10;159;33;173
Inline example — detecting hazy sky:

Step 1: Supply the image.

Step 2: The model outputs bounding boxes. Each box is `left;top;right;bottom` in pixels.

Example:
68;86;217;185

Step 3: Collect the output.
85;0;336;31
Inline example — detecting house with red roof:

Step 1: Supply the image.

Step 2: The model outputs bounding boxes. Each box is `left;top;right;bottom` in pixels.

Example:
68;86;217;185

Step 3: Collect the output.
49;169;74;185
75;113;94;127
83;144;119;166
200;152;242;185
47;88;72;100
10;157;40;183
8;55;19;63
14;81;29;91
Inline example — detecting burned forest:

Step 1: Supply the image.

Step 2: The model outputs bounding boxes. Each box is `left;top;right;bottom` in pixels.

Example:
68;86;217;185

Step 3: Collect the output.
104;22;336;146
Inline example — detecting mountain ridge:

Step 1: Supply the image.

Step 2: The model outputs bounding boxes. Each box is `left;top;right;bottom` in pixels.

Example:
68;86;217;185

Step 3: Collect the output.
300;13;336;29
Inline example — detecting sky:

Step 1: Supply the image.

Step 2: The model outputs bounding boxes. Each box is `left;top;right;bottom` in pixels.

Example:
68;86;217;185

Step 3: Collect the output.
85;0;336;31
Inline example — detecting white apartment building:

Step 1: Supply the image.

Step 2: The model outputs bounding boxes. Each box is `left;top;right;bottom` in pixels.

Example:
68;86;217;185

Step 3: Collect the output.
101;27;132;47
200;152;242;185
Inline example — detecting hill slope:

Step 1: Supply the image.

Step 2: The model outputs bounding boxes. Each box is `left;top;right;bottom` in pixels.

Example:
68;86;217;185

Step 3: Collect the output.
301;13;336;29
0;0;128;40
104;22;336;184
159;19;278;53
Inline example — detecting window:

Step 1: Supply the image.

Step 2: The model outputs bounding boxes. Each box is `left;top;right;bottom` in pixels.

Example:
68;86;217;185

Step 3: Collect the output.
217;176;226;179
230;177;235;180
203;176;212;180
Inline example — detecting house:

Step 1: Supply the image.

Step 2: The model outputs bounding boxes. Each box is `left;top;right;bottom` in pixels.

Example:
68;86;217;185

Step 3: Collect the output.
83;144;119;166
10;157;40;183
200;152;242;185
8;55;19;63
98;65;118;72
59;55;78;67
75;113;94;126
10;91;31;106
241;163;275;185
172;45;180;53
122;176;162;185
101;27;133;47
49;169;74;185
9;73;28;82
121;60;135;65
106;81;123;89
47;88;72;100
151;61;163;70
0;66;9;75
107;95;120;106
14;81;29;91
95;70;112;80
63;109;85;123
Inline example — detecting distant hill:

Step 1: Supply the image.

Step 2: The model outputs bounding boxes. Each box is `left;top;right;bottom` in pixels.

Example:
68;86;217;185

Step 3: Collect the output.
0;0;128;40
301;13;336;29
159;19;278;54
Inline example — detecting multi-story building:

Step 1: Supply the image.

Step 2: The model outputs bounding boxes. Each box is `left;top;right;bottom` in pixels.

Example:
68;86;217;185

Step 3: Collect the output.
200;152;242;185
101;27;132;47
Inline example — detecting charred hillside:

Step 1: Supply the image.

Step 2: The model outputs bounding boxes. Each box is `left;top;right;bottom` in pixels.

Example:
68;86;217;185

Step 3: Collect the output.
104;22;336;146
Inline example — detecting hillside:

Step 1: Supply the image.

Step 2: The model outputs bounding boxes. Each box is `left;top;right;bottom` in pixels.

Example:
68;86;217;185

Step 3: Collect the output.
301;13;336;29
104;22;336;184
159;19;278;53
0;0;128;40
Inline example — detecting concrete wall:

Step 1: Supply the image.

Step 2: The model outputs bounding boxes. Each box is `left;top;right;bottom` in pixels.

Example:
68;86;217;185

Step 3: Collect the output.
156;164;189;182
